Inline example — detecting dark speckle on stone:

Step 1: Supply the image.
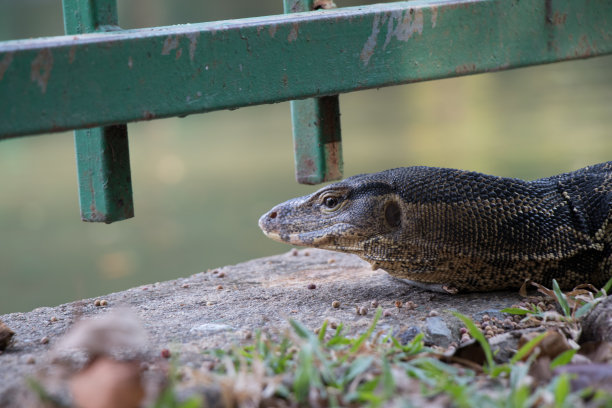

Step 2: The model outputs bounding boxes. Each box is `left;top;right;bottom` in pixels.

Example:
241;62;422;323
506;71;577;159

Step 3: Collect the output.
398;326;421;345
473;309;506;322
424;316;454;348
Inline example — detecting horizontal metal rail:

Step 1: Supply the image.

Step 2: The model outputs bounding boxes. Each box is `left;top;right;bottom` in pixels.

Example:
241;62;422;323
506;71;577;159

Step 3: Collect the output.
1;0;610;138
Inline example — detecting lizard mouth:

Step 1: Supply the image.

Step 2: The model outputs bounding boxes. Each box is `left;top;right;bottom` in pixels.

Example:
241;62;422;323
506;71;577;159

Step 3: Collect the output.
259;212;359;249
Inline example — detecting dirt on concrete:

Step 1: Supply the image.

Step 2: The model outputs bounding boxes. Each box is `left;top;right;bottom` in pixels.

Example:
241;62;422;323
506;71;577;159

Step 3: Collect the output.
0;249;524;405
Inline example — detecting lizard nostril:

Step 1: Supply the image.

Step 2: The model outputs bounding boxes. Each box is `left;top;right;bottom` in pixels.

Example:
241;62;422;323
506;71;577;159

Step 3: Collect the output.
269;211;277;219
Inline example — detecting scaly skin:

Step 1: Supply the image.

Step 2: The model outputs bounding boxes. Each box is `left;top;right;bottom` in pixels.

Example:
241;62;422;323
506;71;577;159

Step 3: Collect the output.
259;162;612;293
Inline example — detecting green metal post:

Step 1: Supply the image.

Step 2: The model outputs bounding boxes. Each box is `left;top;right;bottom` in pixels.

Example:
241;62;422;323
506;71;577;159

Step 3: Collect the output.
62;0;134;223
283;0;343;184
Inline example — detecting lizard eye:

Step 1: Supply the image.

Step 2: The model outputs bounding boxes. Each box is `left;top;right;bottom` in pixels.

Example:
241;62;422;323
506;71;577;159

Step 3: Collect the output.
385;201;401;227
324;196;339;208
320;193;343;212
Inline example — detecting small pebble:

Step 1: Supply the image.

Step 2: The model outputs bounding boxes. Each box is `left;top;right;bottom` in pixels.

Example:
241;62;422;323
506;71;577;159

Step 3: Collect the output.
314;328;320;334
328;258;335;264
291;249;299;256
460;334;471;343
50;317;58;322
40;336;49;345
459;327;468;335
182;284;190;289
395;300;403;308
206;301;213;306
94;299;101;307
100;299;108;306
405;301;417;310
482;314;490;321
428;310;439;317
383;309;393;317
371;300;379;308
26;356;35;365
304;251;310;256
218;272;226;278
332;301;340;308
244;331;252;340
212;270;219;275
330;321;338;329
216;285;223;290
161;349;171;359
307;283;316;290
356;306;368;316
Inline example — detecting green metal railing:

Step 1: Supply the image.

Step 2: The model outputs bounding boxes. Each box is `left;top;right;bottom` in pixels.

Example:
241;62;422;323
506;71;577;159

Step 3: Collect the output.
1;0;610;223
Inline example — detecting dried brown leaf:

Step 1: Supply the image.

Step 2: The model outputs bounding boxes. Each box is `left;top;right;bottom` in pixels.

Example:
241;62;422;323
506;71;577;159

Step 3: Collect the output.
70;357;144;408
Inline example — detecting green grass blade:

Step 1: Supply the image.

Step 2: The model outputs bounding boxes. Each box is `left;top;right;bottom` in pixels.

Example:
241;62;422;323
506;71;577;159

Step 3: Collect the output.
600;276;612;297
500;307;530;315
510;331;548;364
293;346;315;403
574;302;595;319
349;307;382;354
452;312;495;371
318;320;328;342
550;349;577;370
290;319;315;340
552;279;571;317
344;355;375;385
552;373;571;406
381;357;395;399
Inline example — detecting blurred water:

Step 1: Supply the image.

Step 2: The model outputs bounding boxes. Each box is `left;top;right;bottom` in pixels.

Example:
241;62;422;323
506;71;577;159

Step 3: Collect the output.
0;1;611;313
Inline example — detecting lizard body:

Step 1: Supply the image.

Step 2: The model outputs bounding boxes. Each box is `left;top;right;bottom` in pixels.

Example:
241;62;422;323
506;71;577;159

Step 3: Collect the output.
259;162;612;292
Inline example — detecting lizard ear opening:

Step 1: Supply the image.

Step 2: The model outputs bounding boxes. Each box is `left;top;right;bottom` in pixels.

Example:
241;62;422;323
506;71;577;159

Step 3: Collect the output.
384;201;401;228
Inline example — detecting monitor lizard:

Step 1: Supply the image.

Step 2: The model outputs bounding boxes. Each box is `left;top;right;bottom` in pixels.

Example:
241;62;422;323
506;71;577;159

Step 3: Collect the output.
259;162;612;293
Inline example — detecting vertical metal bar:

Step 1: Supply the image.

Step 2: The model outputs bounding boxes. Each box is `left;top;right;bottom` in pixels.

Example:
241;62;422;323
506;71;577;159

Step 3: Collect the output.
283;0;343;185
62;0;134;223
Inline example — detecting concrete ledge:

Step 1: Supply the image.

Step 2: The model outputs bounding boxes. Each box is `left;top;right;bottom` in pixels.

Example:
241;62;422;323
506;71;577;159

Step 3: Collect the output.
0;249;522;404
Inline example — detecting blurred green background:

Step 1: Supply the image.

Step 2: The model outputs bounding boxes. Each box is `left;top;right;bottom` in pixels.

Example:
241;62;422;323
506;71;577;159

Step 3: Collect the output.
1;1;611;314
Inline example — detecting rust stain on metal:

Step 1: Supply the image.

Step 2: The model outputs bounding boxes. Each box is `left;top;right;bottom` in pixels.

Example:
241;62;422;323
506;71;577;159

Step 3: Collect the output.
324;141;342;181
431;6;438;28
268;24;278;38
142;110;156;120
161;35;179;55
128;56;133;69
186;32;200;61
281;74;289;87
298;157;317;182
551;12;567;26
287;23;299;42
574;34;594;57
455;63;476;74
360;13;384;66
175;48;183;60
68;45;77;64
0;52;14;81
30;49;53;94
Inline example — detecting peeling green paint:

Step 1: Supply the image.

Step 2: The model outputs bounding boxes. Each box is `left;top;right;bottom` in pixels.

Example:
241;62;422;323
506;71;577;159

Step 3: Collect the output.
62;0;134;223
0;0;609;139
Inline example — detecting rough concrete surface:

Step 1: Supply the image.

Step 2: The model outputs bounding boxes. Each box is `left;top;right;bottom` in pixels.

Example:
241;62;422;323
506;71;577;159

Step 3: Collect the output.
0;249;524;403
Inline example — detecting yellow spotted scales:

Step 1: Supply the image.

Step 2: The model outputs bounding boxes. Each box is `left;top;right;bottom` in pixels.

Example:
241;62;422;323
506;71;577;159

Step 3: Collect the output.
259;162;612;293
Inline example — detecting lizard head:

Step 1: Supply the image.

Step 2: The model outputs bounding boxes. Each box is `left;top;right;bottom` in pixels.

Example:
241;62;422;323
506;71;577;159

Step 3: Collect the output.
258;172;403;256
